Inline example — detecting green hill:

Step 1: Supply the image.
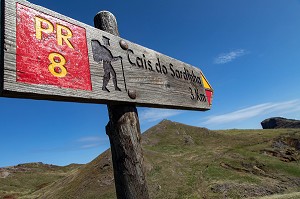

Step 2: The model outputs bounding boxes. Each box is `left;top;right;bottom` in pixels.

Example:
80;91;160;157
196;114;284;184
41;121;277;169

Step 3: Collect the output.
0;162;82;199
1;120;300;198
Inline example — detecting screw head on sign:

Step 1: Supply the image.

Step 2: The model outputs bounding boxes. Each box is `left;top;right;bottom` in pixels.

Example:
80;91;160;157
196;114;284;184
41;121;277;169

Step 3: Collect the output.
128;90;137;99
54;66;62;74
119;40;128;50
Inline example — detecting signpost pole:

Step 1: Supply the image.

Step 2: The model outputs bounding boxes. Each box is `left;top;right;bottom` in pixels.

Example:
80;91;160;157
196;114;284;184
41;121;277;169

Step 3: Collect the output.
94;11;150;199
0;0;4;93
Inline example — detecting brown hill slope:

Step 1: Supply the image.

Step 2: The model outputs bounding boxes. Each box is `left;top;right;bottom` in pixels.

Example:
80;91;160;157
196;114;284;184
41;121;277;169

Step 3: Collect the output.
30;150;115;199
4;120;300;198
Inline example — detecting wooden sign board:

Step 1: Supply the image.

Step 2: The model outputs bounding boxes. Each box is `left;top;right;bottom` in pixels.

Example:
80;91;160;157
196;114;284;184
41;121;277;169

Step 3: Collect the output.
0;0;213;111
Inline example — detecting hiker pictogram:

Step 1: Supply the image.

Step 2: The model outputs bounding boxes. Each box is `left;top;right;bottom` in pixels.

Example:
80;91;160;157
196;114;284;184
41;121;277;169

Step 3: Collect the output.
91;39;122;92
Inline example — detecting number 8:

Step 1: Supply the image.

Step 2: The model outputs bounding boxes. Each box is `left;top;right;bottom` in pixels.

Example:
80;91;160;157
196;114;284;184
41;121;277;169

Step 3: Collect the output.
48;52;67;77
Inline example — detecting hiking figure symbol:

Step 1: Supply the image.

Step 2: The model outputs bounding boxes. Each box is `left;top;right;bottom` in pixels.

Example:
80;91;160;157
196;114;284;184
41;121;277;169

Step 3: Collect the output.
91;40;123;92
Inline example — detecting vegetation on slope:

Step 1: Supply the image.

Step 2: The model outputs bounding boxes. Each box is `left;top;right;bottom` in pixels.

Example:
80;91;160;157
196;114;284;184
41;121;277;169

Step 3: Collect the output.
0;163;82;199
1;120;300;198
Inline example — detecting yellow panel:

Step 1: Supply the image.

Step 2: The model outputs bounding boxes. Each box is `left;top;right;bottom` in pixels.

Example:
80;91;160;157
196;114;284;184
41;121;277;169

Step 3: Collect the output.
201;72;212;90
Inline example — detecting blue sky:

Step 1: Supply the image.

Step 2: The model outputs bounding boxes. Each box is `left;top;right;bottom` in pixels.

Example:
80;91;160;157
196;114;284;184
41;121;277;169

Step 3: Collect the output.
1;0;300;167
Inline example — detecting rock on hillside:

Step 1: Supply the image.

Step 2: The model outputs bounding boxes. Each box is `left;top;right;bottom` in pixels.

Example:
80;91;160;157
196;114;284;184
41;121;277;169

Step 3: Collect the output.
261;117;300;129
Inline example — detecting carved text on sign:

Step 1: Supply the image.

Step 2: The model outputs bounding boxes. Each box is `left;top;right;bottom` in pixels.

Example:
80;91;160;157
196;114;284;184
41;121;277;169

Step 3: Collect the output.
124;46;206;102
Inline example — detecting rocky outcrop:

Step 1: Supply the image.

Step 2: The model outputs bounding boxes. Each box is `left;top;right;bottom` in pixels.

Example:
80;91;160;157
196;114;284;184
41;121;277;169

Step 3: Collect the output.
261;117;300;129
261;134;300;162
0;169;10;178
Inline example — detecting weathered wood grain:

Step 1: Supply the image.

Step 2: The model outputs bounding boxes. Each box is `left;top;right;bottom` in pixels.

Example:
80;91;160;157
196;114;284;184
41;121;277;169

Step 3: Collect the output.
1;0;213;111
96;11;150;199
106;105;150;199
0;0;3;95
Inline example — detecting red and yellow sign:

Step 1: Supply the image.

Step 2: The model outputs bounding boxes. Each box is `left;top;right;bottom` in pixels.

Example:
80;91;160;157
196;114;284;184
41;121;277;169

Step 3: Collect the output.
201;72;213;106
16;3;92;90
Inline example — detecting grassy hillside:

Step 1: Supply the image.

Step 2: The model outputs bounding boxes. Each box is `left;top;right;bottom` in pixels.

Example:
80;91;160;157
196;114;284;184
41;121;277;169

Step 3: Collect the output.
1;120;300;198
0;163;82;199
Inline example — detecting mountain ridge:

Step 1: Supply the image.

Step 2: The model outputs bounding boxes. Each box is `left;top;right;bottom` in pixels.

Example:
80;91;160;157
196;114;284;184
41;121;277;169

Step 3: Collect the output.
1;120;300;199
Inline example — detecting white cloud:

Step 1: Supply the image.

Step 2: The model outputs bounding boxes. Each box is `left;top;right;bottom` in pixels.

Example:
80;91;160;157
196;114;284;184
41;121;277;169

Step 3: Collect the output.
77;136;108;149
80;143;100;149
139;108;184;123
77;136;104;143
214;49;247;64
203;100;300;125
32;136;108;153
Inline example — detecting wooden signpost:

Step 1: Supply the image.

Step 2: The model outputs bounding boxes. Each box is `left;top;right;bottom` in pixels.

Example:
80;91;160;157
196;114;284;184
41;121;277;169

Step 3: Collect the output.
1;0;213;111
94;11;150;199
0;0;214;198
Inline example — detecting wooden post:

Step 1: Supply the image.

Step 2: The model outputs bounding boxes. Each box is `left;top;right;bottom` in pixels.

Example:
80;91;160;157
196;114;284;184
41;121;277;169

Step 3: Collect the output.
94;11;150;199
0;0;4;93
